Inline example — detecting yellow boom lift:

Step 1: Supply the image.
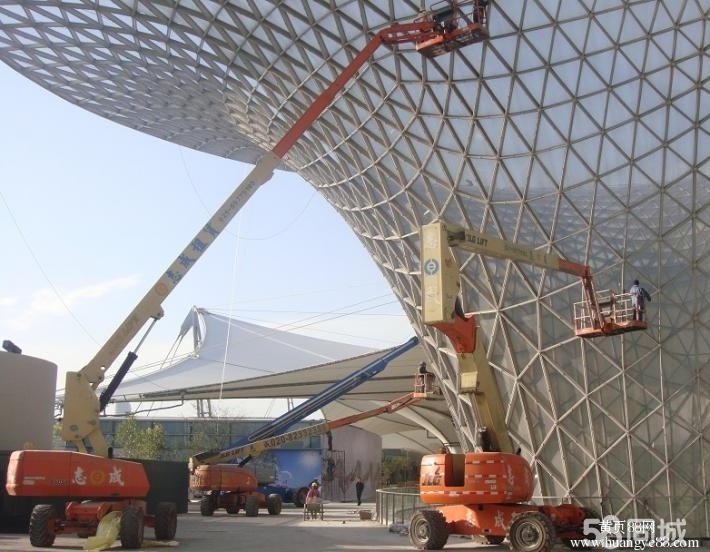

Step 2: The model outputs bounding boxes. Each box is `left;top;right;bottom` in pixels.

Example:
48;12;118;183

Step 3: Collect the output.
421;220;647;452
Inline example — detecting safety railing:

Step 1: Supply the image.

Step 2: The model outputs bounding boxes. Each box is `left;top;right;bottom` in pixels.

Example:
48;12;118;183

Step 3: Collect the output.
375;486;424;526
574;290;637;332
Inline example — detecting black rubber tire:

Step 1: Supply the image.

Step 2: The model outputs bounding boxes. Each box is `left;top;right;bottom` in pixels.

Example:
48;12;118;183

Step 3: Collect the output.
244;495;259;517
508;512;555;552
409;509;449;550
225;498;240;515
266;493;282;515
293;487;308;508
154;502;177;540
200;495;215;517
29;504;58;548
120;506;145;550
486;535;505;544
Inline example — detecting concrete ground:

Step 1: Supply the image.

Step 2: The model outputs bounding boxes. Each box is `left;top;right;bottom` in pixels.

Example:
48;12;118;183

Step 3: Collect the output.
1;501;707;552
0;501;496;552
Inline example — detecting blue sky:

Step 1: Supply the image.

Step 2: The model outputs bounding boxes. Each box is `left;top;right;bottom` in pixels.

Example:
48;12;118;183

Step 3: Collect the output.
0;62;413;399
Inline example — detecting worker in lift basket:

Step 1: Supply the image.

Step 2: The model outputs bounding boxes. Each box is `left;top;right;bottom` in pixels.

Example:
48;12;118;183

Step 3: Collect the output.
416;361;431;394
629;279;651;321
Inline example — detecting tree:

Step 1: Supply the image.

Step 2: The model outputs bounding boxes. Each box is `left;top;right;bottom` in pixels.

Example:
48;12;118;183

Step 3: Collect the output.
184;419;232;458
382;455;411;485
115;416;165;460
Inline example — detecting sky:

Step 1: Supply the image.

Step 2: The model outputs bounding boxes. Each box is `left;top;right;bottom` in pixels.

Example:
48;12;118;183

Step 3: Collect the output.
0;62;414;412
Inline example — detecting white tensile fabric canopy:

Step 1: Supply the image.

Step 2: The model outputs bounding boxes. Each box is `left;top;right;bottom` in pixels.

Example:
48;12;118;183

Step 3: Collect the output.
109;307;455;452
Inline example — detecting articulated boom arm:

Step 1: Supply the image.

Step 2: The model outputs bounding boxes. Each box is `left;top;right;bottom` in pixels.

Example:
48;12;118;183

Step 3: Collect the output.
420;221;597;453
189;392;423;470
422;221;606;329
445;224;589;277
62;14;488;458
444;223;604;331
421;220;643;452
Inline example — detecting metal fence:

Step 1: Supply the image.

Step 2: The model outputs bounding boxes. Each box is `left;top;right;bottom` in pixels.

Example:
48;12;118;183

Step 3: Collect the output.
375;486;424;526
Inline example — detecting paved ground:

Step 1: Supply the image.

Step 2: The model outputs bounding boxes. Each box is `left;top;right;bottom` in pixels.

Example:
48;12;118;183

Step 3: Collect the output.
1;501;707;551
0;501;500;552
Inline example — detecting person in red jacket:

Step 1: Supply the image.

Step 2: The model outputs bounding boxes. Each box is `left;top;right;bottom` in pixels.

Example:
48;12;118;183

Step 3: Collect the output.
306;481;321;502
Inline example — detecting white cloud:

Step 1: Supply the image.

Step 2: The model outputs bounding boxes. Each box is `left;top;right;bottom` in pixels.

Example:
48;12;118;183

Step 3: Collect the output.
0;296;18;307
9;275;140;331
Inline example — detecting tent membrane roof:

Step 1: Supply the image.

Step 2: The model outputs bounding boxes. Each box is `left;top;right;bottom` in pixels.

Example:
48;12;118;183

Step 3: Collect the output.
111;308;454;452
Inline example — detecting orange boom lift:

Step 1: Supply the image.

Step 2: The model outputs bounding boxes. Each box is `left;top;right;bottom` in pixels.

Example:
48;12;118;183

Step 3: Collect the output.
188;387;430;517
409;220;645;551
6;4;490;549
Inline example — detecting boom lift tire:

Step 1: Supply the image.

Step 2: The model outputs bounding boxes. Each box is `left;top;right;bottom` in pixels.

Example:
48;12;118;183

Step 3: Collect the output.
244;495;259;517
409;509;449;550
225;499;240;515
199;495;216;517
154;502;178;540
293;486;308;508
508;512;555;552
119;506;145;549
29;504;58;548
266;493;283;515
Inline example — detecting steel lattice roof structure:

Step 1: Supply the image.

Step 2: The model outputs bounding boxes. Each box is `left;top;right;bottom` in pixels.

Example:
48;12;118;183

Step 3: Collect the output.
0;0;707;536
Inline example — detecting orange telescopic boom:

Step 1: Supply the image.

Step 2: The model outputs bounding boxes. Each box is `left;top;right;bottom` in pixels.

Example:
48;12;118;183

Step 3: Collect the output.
8;7;491;547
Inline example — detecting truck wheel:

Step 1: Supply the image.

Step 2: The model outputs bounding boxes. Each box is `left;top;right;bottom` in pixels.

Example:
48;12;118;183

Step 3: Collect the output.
244;495;259;517
154;502;177;540
120;506;145;550
508;512;555;552
486;535;505;544
293;486;308;508
29;504;58;547
266;493;282;515
409;509;449;550
200;496;215;517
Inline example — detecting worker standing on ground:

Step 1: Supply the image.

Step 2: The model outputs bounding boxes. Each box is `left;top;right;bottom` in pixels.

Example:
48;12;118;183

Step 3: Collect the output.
629;279;651;321
355;477;364;506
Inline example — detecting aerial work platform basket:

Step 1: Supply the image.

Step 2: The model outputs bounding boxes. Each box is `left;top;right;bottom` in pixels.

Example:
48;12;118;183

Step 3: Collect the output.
415;0;489;57
574;290;648;338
